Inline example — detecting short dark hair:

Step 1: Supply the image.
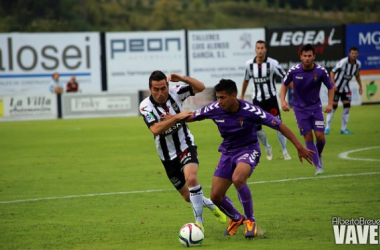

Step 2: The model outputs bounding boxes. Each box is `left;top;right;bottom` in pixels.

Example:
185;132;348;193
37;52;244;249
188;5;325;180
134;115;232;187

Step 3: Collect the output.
256;40;266;47
300;44;314;55
214;79;238;95
149;70;167;88
349;46;359;53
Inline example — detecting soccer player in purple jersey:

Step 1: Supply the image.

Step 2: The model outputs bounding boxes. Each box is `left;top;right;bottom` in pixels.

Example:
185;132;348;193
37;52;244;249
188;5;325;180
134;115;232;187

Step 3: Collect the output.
280;44;335;175
186;79;313;239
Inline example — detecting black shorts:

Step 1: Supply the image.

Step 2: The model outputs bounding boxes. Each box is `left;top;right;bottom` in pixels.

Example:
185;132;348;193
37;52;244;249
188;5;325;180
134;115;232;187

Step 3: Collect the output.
333;91;352;102
253;97;282;130
161;146;199;190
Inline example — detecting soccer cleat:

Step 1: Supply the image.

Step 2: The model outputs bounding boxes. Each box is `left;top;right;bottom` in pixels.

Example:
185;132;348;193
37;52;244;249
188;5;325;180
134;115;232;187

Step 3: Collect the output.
325;128;330;135
223;217;244;236
265;146;273;161
340;129;353;135
210;206;227;223
283;152;291;160
315;168;325;175
195;222;204;233
243;220;257;239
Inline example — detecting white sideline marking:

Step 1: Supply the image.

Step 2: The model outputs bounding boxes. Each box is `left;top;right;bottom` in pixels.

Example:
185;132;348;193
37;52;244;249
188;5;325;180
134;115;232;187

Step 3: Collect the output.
338;146;380;162
1;172;380;204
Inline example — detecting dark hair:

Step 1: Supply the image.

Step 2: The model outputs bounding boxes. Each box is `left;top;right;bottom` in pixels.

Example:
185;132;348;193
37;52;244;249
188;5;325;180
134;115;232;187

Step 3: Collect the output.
149;70;167;88
256;40;266;47
300;44;314;55
214;79;238;95
349;46;359;53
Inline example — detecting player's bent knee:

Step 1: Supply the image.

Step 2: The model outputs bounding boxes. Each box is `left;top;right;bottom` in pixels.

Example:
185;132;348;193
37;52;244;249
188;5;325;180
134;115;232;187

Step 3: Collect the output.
210;193;223;205
343;103;351;108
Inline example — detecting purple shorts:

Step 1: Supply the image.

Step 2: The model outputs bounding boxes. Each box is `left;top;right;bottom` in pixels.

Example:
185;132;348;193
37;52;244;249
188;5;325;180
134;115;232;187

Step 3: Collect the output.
214;148;261;180
293;105;325;135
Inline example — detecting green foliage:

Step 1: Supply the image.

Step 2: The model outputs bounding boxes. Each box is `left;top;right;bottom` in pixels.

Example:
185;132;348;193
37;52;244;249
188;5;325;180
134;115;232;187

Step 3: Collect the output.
0;105;379;249
0;0;378;32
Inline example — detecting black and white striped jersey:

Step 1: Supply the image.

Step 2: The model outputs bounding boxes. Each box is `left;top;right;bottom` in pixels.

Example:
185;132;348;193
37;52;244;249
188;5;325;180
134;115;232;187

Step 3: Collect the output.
139;85;196;161
244;56;286;102
332;57;361;93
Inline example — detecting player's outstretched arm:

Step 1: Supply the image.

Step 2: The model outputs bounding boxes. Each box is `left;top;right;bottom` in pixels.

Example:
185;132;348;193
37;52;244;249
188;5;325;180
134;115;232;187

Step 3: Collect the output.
167;74;205;94
278;123;314;164
149;111;193;136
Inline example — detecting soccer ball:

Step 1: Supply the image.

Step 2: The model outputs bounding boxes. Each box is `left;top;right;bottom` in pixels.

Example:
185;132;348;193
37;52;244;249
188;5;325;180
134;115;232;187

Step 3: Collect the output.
178;223;204;247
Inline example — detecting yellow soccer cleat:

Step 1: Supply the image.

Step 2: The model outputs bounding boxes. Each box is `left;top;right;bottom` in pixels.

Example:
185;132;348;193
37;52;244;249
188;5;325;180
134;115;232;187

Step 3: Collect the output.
211;206;227;223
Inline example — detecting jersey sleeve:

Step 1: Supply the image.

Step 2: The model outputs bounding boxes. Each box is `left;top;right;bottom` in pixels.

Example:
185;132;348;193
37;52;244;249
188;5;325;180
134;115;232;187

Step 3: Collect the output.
192;101;219;121
320;66;334;89
355;61;361;77
273;59;286;79
244;69;251;81
139;101;158;128
282;67;294;86
331;59;344;73
244;103;282;130
174;85;194;102
261;112;282;130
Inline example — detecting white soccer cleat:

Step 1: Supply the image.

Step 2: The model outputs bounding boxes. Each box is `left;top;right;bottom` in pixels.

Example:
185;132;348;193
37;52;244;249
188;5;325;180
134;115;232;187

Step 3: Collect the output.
315;168;325;175
266;146;273;161
283;152;291;160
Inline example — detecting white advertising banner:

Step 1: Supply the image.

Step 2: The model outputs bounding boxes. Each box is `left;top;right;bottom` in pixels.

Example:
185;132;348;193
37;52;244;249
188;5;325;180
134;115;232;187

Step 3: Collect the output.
188;28;265;90
62;93;139;119
0;32;102;95
106;30;186;93
0;94;57;121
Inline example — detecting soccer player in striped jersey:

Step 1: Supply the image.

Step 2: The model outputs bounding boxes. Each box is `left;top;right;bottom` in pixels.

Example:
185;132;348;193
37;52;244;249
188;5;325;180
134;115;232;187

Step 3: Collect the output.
240;40;291;161
325;47;363;135
139;70;226;232
186;79;313;239
281;44;335;175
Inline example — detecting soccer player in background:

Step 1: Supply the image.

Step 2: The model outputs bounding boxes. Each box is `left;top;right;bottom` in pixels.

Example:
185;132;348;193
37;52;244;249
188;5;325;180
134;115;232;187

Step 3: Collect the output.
280;44;335;175
240;40;291;161
139;70;226;232
186;79;313;239
325;47;363;135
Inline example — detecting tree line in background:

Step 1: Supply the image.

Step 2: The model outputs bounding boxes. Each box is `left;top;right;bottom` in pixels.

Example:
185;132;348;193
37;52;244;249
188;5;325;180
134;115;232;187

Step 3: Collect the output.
0;0;378;32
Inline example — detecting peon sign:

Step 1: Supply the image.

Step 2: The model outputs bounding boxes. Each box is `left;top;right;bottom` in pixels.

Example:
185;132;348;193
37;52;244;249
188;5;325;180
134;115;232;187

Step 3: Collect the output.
106;30;186;93
0;33;102;95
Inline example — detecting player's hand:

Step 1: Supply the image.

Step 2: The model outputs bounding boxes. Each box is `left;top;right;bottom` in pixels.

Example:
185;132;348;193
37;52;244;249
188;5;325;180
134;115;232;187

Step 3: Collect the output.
298;147;314;165
281;101;290;111
167;73;183;83
324;104;333;113
160;113;174;121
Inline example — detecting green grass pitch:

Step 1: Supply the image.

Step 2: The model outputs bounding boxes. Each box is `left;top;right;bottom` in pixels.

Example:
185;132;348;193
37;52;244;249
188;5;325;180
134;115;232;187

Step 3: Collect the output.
1;104;379;249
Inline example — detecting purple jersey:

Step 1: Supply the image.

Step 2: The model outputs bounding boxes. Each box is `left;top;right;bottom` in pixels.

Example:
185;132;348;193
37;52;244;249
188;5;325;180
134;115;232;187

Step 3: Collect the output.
283;63;333;109
193;100;282;153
